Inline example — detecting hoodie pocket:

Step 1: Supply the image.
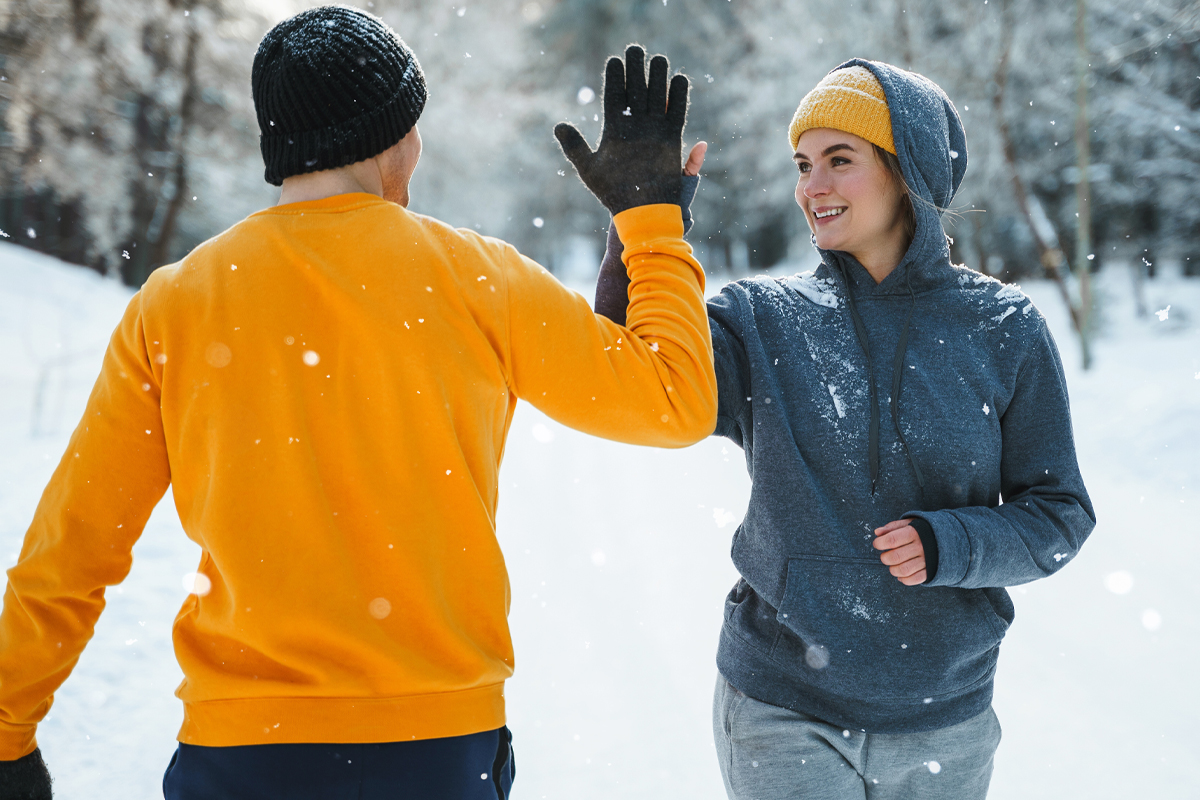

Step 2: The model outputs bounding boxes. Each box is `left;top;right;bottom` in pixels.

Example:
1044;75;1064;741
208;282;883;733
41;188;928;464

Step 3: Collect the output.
770;555;1005;702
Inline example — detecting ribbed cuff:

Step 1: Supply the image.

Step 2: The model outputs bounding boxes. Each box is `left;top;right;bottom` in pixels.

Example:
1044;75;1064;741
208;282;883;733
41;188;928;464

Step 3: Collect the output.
680;174;700;233
904;511;970;588
612;204;685;248
0;727;38;761
906;516;939;584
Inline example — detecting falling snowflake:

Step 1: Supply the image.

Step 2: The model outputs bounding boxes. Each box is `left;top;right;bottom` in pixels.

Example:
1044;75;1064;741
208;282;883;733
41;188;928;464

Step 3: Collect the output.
713;508;736;528
1103;570;1133;595
182;572;212;596
368;597;391;619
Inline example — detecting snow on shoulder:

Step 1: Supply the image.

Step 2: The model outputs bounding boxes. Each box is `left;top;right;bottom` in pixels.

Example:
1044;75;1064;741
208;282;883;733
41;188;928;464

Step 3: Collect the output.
954;266;1039;329
780;270;840;309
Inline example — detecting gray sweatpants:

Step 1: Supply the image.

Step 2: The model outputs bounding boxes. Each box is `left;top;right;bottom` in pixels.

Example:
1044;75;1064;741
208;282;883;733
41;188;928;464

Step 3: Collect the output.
713;675;1001;800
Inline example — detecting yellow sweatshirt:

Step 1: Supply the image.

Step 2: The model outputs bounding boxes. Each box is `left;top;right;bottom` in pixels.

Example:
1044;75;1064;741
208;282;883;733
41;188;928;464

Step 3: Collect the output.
0;195;716;759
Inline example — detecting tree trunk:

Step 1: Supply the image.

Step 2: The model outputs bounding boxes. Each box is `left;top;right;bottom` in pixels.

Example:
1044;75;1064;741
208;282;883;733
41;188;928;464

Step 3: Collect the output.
992;0;1093;369
147;7;200;269
1072;0;1093;369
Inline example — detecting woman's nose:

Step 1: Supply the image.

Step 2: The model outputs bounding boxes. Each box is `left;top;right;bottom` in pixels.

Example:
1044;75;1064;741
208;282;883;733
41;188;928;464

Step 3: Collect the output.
803;168;829;199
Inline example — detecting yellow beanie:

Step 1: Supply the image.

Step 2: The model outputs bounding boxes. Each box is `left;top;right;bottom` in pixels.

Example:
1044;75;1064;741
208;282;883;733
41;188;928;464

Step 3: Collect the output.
788;66;895;155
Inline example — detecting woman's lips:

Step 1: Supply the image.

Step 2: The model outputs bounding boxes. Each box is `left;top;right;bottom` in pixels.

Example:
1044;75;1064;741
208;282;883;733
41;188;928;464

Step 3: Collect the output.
813;206;846;226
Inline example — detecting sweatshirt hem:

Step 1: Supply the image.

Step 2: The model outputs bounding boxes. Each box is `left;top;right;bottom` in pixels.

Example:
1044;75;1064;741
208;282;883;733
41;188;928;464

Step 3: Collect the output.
716;626;994;734
178;683;506;747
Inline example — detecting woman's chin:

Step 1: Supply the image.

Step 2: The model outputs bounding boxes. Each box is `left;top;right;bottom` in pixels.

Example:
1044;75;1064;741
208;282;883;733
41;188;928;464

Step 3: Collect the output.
813;233;846;252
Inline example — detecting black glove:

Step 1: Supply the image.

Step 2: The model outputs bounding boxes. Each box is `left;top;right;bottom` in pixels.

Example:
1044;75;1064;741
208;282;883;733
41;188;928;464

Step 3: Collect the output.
0;748;52;800
594;174;700;326
555;45;689;216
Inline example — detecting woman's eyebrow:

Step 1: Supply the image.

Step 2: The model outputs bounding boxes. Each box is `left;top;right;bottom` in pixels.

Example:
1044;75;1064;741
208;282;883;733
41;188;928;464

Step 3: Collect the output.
793;143;857;161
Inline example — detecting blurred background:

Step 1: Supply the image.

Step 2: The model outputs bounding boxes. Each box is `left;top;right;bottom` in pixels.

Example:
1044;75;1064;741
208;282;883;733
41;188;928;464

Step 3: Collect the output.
2;0;1198;326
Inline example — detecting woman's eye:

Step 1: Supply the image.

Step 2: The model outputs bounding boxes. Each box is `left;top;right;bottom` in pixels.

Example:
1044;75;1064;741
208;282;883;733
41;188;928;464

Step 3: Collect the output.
831;157;849;166
797;163;811;174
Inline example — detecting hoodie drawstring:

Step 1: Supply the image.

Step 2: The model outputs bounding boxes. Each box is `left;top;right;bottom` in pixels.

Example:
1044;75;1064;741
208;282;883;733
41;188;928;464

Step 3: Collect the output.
892;271;926;493
837;262;925;495
838;266;881;493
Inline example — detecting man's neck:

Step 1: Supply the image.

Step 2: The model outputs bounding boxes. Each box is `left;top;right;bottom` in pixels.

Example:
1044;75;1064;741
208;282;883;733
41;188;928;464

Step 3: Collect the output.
277;165;381;206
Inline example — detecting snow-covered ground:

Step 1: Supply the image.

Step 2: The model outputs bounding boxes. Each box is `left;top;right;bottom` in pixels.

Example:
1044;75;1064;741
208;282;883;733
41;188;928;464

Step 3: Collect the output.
1;240;1197;798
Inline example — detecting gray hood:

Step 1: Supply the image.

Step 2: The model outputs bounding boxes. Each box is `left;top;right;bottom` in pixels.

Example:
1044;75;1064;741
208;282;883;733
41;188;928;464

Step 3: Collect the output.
817;58;968;295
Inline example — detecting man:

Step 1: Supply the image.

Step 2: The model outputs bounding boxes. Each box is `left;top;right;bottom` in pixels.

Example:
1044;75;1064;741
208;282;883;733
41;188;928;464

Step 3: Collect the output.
0;6;714;798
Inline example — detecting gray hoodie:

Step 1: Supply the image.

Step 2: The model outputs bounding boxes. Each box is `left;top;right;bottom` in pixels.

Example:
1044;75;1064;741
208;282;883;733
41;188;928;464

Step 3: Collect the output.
706;59;1095;733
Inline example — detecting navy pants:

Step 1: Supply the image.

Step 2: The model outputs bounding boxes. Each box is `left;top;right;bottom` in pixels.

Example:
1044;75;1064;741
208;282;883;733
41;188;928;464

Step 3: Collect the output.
162;726;515;800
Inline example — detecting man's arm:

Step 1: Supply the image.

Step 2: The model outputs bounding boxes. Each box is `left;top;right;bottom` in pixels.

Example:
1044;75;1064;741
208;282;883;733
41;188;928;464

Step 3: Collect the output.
513;46;714;444
501;204;715;446
595;159;703;326
0;292;170;762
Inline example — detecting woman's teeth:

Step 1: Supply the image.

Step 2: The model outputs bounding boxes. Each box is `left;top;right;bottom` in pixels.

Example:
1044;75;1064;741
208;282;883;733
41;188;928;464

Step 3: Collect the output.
815;208;845;219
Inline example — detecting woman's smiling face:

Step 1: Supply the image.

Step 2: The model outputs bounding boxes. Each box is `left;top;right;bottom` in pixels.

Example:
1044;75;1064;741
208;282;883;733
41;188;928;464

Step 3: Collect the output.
794;127;909;279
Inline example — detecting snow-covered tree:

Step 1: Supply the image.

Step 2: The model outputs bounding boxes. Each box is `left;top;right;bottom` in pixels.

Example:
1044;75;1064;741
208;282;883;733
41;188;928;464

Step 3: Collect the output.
3;0;1197;291
0;0;273;284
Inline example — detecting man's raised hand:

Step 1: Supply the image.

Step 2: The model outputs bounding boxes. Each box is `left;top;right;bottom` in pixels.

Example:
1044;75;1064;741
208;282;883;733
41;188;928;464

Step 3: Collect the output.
554;45;689;216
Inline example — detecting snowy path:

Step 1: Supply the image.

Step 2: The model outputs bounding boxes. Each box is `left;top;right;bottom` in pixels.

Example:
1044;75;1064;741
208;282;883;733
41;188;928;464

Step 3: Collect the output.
1;241;1197;798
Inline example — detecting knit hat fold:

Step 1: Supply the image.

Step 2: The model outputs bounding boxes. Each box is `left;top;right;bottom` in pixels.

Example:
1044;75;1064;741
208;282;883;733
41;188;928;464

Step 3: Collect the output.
253;5;427;186
788;65;895;155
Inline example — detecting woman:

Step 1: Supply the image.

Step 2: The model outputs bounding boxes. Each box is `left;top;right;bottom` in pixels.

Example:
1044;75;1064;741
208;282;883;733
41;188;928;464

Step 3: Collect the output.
594;60;1095;799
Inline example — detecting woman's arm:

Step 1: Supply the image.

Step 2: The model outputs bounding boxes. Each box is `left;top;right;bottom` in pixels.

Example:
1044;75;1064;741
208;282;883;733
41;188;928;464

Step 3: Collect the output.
902;321;1096;589
706;290;753;446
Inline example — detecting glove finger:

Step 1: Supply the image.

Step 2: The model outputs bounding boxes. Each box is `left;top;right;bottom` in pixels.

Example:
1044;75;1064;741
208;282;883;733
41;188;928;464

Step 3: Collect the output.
554;123;594;171
647;55;669;116
624;44;647;113
602;56;627;126
666;73;690;133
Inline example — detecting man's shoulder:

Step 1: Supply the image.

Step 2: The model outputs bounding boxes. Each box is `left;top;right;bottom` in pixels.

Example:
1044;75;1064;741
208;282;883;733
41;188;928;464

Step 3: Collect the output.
140;225;236;298
403;210;520;264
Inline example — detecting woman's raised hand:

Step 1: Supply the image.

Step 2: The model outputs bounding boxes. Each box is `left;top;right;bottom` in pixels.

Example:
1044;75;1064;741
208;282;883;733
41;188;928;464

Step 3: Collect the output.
684;141;707;176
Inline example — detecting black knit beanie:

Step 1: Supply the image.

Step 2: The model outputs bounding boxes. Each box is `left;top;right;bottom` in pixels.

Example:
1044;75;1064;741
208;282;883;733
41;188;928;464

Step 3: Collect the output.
252;5;427;186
